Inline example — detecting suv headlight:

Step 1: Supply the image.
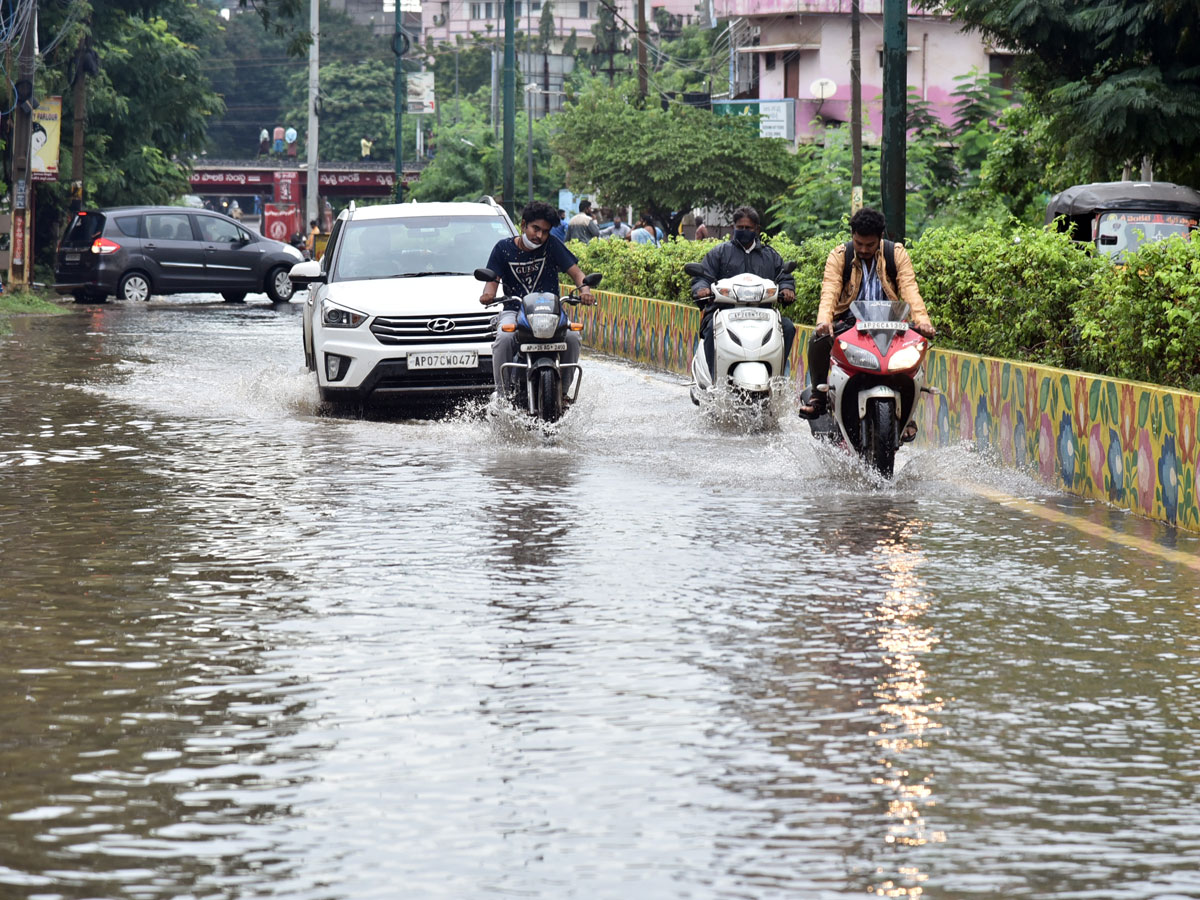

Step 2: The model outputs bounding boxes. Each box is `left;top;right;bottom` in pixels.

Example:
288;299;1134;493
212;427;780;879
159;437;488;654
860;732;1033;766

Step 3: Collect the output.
529;312;559;338
321;299;367;328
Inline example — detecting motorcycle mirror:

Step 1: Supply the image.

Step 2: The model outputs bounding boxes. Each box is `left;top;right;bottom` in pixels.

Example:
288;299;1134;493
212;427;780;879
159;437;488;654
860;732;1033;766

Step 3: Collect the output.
583;272;603;287
683;263;706;278
474;267;497;282
781;261;797;274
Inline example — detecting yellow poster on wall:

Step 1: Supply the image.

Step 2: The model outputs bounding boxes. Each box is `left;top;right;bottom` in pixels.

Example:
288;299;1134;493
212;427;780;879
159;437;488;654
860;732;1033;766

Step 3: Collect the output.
31;96;62;182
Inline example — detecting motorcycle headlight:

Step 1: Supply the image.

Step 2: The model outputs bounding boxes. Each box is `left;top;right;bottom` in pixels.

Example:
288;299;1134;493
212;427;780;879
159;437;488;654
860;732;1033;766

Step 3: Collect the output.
321;299;367;328
529;312;559;339
839;341;881;371
888;344;923;373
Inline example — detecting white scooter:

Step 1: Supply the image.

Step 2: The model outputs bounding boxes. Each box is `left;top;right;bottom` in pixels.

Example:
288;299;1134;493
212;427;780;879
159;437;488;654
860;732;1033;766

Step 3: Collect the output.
684;262;795;415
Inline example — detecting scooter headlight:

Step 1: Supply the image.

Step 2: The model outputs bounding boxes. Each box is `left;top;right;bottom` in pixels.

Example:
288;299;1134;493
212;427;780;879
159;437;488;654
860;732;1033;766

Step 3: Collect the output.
839;341;881;371
732;283;765;303
888;344;924;373
529;312;559;338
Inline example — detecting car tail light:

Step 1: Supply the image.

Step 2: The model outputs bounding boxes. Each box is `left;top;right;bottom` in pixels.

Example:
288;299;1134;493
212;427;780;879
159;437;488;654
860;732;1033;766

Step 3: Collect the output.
91;237;121;255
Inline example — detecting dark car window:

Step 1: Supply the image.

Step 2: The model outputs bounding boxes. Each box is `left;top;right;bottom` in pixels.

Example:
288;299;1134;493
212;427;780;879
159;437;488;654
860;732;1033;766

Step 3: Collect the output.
114;216;141;238
197;215;243;243
61;212;105;246
321;218;344;275
145;213;194;241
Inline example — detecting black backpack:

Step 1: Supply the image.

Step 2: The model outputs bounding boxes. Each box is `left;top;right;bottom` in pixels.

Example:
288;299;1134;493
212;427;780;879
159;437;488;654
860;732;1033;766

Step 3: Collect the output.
842;240;897;291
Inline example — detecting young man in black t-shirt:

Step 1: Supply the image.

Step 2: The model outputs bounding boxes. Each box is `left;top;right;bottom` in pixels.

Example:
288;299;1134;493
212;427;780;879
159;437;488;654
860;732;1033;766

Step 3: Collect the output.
479;201;595;397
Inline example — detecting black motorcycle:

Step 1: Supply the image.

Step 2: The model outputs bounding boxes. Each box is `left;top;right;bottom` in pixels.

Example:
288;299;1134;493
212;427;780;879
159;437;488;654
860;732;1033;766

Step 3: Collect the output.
475;269;602;422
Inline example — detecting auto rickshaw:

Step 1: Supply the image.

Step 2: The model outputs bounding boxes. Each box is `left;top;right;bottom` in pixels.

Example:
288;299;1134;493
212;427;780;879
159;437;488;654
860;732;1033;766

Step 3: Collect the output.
1045;181;1200;260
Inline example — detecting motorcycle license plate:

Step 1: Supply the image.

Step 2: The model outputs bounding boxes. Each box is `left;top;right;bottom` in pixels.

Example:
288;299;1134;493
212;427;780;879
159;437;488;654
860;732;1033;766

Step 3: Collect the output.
856;321;907;332
519;342;567;352
408;351;478;369
727;309;770;321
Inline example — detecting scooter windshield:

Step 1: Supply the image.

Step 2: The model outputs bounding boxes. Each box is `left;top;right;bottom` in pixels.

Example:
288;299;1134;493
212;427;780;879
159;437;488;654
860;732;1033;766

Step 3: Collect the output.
849;298;910;357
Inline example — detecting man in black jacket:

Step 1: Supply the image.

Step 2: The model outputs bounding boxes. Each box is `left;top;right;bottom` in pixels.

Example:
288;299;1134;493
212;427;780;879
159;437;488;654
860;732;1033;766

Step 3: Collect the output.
690;206;796;379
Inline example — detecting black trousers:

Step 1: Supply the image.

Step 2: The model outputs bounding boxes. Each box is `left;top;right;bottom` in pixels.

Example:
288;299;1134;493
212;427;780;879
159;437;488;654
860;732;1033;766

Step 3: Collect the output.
806;316;856;387
700;311;796;379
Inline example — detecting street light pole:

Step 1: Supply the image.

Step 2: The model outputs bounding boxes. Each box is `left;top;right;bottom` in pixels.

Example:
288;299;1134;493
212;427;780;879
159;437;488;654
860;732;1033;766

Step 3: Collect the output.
503;0;516;217
306;0;320;227
881;0;907;241
526;85;534;204
393;1;409;201
850;0;863;215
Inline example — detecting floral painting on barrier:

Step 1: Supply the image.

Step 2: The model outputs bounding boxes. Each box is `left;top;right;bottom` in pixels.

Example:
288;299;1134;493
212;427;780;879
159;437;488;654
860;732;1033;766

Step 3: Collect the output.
917;350;1200;531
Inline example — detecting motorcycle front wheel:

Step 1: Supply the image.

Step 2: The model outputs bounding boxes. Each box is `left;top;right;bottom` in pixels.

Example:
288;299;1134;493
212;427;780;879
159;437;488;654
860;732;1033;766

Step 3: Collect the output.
537;368;562;422
864;397;897;478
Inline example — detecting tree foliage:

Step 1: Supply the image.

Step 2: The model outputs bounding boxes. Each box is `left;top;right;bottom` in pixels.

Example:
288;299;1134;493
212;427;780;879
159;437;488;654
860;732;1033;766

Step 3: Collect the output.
552;85;794;235
925;0;1200;174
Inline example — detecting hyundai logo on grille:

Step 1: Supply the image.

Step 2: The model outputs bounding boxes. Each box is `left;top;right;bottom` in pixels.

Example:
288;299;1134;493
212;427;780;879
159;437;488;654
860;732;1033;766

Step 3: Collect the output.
427;318;456;333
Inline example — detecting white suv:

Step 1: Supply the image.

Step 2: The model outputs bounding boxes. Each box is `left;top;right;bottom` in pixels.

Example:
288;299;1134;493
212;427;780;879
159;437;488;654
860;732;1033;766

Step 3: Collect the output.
291;199;516;406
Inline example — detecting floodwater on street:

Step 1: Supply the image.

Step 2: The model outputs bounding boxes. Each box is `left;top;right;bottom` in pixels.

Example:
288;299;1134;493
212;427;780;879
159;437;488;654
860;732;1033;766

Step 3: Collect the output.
2;294;1200;900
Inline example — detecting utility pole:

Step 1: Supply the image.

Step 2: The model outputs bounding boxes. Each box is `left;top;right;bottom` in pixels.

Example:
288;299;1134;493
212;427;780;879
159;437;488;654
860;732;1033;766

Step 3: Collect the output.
393;2;409;201
503;0;515;216
306;0;320;227
8;4;36;288
850;0;863;215
526;86;534;204
636;0;648;98
70;34;96;215
881;0;907;242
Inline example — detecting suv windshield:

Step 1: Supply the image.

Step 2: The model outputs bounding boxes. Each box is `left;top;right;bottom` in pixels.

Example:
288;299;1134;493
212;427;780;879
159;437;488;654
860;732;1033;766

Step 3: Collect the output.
332;215;512;281
1096;211;1198;259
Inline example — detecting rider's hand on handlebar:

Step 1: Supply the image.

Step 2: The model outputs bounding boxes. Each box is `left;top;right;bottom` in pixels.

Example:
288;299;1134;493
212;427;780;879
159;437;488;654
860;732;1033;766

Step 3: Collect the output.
912;322;936;339
815;321;833;338
578;285;595;306
479;292;497;306
779;289;795;302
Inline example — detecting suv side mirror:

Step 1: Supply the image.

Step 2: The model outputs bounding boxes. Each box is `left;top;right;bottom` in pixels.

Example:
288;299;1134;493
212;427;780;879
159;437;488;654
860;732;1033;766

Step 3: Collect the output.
289;259;325;286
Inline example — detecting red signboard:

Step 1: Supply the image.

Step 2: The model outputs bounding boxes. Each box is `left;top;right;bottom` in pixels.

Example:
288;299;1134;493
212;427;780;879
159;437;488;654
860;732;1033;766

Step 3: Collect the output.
317;171;397;188
274;171;300;204
263;203;301;244
12;210;24;266
193;170;271;187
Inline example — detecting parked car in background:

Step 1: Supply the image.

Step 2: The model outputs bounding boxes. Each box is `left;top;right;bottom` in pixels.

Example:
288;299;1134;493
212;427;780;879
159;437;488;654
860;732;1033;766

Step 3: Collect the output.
290;197;516;407
53;206;304;304
1046;181;1200;261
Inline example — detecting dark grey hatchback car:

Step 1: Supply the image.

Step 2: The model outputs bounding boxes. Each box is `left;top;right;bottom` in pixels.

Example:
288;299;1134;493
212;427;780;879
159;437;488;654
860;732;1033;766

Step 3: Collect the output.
54;206;304;304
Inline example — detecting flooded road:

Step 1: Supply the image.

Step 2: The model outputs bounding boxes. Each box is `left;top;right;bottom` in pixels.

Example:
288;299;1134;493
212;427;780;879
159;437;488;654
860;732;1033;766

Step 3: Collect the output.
3;295;1200;899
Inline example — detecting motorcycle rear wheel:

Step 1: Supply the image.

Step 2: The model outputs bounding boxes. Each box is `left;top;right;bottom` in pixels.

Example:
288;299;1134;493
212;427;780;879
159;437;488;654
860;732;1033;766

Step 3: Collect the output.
537;368;562;422
865;397;897;478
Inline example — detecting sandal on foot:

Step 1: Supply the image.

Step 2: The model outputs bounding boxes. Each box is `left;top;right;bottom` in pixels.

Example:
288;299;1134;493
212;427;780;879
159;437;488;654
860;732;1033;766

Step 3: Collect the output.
797;396;826;420
901;421;918;443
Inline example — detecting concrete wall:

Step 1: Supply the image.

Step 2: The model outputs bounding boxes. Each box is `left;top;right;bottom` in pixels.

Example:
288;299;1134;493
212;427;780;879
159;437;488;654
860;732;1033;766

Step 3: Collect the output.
578;290;1200;533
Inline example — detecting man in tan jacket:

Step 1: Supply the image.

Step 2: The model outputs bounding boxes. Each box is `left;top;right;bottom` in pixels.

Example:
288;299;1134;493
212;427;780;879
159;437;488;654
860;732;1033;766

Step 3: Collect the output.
798;207;935;419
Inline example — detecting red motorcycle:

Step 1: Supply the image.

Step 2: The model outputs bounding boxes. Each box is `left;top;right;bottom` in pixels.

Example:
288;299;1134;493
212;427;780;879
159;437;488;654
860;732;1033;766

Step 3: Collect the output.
801;297;934;478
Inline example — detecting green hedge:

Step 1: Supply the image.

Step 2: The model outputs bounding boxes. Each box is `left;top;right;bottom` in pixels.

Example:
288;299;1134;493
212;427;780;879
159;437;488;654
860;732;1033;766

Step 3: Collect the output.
566;227;1200;392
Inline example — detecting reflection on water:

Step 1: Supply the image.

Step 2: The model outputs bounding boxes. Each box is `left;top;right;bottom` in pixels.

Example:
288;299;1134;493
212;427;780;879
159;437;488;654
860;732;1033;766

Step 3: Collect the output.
3;302;1200;899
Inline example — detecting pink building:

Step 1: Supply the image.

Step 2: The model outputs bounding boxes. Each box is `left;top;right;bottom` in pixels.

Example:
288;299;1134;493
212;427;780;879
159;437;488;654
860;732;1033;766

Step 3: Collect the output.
421;0;704;51
712;0;1013;140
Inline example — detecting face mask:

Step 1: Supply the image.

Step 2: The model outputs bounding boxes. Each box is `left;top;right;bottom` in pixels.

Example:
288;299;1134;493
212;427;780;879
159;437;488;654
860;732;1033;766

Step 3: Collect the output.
734;228;756;248
520;234;543;251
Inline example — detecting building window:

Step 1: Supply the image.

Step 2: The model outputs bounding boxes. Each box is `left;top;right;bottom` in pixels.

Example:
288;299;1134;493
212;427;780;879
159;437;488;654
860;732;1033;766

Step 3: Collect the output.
579;0;588;17
532;0;541;9
515;0;522;14
469;1;494;17
764;52;775;70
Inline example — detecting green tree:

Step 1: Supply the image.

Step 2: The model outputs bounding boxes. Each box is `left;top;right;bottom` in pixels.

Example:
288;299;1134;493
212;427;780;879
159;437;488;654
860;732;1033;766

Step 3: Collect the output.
282;59;397;160
553;85;793;235
924;0;1200;175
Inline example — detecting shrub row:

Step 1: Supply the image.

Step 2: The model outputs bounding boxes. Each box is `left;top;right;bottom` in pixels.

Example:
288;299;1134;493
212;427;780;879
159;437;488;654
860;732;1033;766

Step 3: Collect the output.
567;225;1200;392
